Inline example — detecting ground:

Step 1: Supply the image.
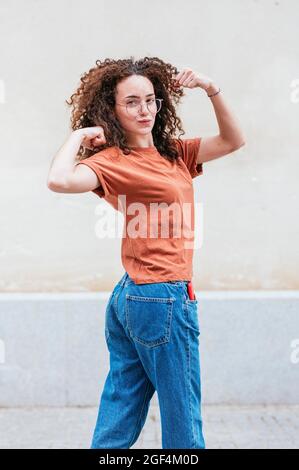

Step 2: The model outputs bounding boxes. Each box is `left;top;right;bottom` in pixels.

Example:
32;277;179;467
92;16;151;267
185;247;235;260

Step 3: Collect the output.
0;403;298;449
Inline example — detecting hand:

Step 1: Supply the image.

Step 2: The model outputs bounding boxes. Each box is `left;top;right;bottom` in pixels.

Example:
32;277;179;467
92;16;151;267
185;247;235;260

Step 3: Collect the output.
173;67;216;92
75;126;106;150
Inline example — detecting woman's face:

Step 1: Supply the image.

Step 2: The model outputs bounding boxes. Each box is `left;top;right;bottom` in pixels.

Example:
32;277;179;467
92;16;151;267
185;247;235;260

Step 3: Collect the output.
114;75;156;144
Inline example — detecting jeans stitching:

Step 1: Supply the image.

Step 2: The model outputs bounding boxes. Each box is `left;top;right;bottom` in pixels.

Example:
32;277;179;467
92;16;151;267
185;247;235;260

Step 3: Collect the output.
183;301;196;448
113;284;123;325
97;274;204;448
186;302;200;336
126;295;176;302
126;296;174;348
128;379;153;448
104;290;116;344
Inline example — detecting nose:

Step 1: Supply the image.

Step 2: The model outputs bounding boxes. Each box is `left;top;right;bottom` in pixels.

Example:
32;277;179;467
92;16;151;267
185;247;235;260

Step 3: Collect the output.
139;101;149;114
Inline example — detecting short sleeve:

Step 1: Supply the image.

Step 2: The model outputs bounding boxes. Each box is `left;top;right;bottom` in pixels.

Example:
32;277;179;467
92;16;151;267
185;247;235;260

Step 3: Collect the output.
75;152;114;198
174;137;203;178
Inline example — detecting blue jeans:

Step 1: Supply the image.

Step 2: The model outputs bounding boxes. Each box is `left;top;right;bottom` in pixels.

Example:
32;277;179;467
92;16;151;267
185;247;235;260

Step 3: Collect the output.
90;271;205;449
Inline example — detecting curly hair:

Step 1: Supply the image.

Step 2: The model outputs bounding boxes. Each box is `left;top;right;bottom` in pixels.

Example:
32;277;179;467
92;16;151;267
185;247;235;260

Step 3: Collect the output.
65;56;187;162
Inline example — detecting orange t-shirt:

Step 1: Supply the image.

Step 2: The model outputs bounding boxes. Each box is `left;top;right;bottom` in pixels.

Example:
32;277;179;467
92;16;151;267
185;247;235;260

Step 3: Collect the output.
76;138;203;284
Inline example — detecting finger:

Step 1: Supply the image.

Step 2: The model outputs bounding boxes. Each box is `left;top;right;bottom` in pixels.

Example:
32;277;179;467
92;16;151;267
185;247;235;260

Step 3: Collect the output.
173;71;181;81
82;138;95;149
182;75;195;86
181;70;194;84
91;137;105;147
94;137;104;144
176;74;187;85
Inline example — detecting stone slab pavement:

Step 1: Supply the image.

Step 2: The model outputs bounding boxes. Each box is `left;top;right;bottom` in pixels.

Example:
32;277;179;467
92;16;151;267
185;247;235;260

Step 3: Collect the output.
1;403;299;449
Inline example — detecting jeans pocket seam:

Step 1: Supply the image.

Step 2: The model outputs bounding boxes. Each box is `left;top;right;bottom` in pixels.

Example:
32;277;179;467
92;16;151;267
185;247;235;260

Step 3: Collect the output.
126;296;174;348
126;294;176;303
185;301;200;335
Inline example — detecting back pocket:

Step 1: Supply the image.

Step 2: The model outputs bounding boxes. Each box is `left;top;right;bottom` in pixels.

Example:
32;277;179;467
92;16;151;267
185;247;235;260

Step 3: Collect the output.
125;294;175;348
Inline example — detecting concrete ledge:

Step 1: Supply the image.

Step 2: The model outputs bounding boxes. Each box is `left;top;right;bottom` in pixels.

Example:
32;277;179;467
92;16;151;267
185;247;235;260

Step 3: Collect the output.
0;291;298;406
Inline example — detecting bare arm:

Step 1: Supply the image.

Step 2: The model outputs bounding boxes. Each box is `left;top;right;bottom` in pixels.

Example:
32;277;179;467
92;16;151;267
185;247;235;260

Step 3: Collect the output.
198;84;246;163
47;127;105;193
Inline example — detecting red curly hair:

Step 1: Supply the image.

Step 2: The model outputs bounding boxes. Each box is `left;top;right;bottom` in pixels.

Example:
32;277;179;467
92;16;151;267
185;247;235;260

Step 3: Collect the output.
65;56;187;162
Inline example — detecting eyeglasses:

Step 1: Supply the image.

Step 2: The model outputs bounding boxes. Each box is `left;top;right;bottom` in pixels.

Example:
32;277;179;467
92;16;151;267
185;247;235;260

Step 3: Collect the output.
115;98;163;117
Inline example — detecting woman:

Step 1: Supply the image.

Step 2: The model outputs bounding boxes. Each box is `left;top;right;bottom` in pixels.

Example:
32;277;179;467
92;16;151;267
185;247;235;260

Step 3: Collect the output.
47;56;245;449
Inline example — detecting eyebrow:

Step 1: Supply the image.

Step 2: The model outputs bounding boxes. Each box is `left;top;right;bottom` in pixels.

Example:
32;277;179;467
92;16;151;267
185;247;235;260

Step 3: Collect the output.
124;93;155;99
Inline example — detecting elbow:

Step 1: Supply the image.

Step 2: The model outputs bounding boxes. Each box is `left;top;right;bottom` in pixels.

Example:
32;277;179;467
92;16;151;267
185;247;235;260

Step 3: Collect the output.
231;138;246;153
47;177;68;193
236;133;246;149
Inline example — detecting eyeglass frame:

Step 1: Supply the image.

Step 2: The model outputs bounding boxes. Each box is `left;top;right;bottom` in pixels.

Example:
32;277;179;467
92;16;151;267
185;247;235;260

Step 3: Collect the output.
115;97;163;116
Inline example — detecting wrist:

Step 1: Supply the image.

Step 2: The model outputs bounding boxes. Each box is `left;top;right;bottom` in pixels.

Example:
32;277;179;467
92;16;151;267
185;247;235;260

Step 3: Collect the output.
205;83;219;96
72;128;86;141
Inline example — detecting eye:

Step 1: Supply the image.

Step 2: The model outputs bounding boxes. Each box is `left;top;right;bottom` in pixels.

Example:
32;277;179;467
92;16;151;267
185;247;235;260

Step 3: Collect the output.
127;98;155;104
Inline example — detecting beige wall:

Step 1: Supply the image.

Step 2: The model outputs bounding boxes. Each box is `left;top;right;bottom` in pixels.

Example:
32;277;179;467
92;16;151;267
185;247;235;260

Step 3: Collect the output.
0;0;298;292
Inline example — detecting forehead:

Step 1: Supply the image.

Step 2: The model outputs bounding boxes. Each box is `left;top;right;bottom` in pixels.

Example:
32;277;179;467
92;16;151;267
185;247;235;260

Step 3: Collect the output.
116;75;154;97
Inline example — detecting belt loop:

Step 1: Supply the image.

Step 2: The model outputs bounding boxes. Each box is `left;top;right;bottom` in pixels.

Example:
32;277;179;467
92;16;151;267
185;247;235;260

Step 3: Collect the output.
119;272;129;287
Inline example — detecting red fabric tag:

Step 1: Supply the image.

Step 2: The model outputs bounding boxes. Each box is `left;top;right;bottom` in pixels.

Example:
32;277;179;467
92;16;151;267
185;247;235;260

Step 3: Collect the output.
187;281;196;300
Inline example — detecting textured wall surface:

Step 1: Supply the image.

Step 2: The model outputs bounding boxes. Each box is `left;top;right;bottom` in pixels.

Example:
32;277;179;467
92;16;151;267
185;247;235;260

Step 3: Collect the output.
0;0;298;292
0;291;299;406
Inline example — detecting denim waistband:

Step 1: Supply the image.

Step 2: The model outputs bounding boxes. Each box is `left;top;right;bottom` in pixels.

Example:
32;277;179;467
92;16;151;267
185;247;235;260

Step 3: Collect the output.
119;272;130;287
118;271;189;288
